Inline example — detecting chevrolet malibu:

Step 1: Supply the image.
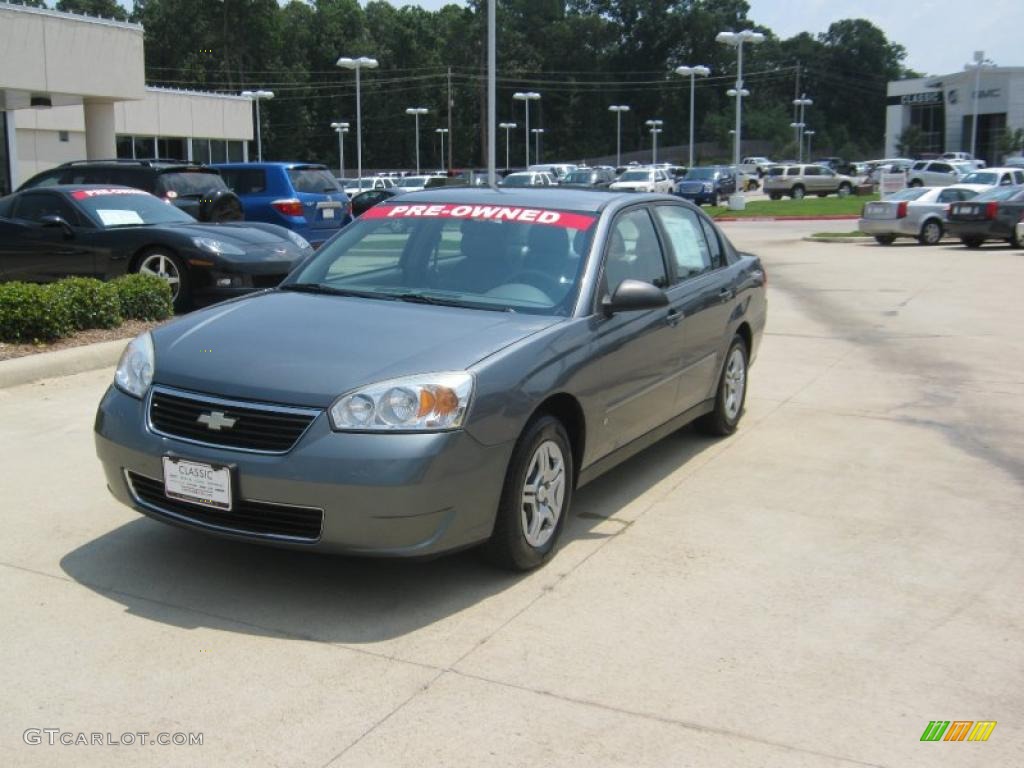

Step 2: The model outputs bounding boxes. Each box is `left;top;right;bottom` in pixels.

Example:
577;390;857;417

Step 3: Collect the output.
95;189;767;570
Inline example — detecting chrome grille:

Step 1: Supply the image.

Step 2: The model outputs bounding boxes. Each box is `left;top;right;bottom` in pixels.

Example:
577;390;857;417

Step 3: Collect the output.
148;386;319;453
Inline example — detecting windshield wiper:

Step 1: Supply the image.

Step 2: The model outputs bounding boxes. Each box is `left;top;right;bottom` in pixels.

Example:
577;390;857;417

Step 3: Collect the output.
278;283;390;300
388;291;512;312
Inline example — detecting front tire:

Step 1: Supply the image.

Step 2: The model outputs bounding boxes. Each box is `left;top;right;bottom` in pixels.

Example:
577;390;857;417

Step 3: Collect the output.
697;336;748;436
838;183;852;197
769;193;782;201
136;249;189;312
484;415;574;571
918;219;943;245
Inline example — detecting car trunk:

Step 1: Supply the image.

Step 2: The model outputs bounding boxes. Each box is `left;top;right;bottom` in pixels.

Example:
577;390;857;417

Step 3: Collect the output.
861;200;902;220
287;167;348;232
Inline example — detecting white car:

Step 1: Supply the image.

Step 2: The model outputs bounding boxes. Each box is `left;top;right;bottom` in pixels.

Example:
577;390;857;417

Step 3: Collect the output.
609;168;674;193
907;160;973;187
394;175;447;192
940;151;985;169
343;177;396;195
528;163;577;181
739;156;774;177
498;171;555;187
958;167;1024;189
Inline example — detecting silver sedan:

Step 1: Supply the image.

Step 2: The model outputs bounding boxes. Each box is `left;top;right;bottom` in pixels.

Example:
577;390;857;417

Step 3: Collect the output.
859;185;984;245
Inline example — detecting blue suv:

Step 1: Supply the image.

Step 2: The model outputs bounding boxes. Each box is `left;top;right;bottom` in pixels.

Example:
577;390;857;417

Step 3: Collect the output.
213;163;351;248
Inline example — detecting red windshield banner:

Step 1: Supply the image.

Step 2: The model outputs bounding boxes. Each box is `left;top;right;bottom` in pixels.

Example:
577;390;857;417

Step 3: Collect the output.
362;203;596;230
71;188;148;200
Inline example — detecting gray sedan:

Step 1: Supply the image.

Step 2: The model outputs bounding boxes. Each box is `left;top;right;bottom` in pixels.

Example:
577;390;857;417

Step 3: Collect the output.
95;188;766;570
859;185;982;245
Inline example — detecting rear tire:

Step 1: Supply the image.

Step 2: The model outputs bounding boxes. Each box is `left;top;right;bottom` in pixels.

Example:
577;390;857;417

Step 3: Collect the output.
136;249;189;312
483;415;574;571
838;183;852;197
791;185;805;200
769;193;782;201
910;179;923;188
697;336;748;437
874;235;896;246
918;219;943;245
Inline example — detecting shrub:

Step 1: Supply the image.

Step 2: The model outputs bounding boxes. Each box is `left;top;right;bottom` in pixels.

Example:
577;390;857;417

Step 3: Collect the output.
113;274;173;321
0;282;74;343
46;277;123;331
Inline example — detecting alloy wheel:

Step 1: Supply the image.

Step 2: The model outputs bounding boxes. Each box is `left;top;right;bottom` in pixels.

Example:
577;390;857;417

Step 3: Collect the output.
723;346;747;421
521;440;566;548
138;253;181;301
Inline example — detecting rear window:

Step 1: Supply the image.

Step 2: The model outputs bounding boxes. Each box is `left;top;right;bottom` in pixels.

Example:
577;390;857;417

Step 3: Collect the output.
886;188;929;201
288;168;340;194
219;168;268;195
971;186;1021;201
155;172;227;197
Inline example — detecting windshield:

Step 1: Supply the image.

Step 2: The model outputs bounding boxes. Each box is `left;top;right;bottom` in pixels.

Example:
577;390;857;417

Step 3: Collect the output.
72;189;196;227
155;172;227;197
971;186;1023;201
397;176;430;188
288;168;339;193
563;171;594;184
499;174;534;187
619;170;653;181
885;188;929;201
684;168;717;180
961;172;997;185
766;167;786;176
286;202;597;315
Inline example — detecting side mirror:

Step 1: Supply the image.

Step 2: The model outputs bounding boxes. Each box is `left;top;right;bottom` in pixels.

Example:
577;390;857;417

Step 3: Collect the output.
602;278;669;317
39;214;74;238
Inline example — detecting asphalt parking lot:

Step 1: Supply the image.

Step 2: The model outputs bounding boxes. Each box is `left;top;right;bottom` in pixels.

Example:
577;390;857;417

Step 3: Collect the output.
2;221;1022;767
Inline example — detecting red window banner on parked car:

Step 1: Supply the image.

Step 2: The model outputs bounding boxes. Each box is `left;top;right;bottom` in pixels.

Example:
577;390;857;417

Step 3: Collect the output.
362;203;596;230
70;188;149;200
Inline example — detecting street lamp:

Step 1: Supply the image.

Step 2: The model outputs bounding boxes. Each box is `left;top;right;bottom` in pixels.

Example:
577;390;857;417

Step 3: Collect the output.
531;128;545;164
804;130;815;160
673;66;710;168
716;29;765;173
405;107;428;174
608;105;630;168
789;121;804;158
792;94;813;162
965;51;994;161
330;121;349;179
646;119;663;164
336;56;379;190
435;128;448;172
513;92;541;166
499;122;517;170
241;90;274;162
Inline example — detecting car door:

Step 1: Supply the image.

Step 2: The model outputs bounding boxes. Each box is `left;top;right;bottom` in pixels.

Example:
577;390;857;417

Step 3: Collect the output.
652;204;738;412
590;206;684;455
2;192;97;282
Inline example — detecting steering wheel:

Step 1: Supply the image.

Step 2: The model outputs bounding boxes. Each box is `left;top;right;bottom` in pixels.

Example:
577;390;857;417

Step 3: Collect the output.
510;269;563;299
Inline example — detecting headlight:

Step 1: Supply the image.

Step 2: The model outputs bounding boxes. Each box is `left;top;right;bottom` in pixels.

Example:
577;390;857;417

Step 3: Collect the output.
193;237;246;256
114;332;154;399
329;372;473;432
285;230;312;250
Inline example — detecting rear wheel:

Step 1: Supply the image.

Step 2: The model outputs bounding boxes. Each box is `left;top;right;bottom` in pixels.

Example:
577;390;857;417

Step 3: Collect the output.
918;219;943;245
136;249;189;312
769;193;782;201
697;336;748;436
909;179;923;187
791;185;805;200
838;183;852;197
483;415;574;571
874;235;896;246
961;236;985;249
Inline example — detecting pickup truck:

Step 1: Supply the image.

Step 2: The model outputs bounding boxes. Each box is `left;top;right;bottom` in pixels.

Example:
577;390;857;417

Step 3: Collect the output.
738;156;774;177
763;164;855;200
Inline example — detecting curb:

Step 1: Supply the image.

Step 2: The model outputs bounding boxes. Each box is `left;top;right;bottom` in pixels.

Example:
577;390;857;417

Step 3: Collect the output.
0;338;128;389
801;236;872;244
715;215;861;222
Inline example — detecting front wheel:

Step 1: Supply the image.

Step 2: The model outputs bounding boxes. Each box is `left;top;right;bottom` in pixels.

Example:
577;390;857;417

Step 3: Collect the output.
483;415;574;571
697;336;748;436
838;183;852;197
136;250;189;312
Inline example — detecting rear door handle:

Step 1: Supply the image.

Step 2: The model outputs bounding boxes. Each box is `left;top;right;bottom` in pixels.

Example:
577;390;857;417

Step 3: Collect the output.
665;308;683;327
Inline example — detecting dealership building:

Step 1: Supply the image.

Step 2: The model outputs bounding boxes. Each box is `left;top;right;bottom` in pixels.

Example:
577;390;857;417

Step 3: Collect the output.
885;65;1024;163
0;1;253;196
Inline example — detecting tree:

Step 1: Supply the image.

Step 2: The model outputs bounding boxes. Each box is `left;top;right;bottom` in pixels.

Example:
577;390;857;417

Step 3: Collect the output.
896;125;925;158
56;0;129;20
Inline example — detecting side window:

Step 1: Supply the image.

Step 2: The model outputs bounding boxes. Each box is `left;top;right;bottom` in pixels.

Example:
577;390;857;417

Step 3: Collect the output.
604;208;668;292
698;216;724;269
21;170;64;190
1015;171;1024;184
13;192;80;225
1000;174;1011;186
786;167;799;177
937;188;958;203
653;206;712;280
913;162;927;171
804;166;821;176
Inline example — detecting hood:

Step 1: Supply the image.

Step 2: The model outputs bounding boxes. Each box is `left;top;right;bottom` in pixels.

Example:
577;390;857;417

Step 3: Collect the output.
156;222;292;246
151;291;559;407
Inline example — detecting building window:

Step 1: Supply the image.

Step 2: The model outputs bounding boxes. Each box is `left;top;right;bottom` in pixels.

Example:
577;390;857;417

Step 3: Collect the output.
133;136;155;160
116;135;133;159
909;104;944;155
227;140;244;162
157;137;186;161
210;139;227;164
59;130;70;143
192;138;210;164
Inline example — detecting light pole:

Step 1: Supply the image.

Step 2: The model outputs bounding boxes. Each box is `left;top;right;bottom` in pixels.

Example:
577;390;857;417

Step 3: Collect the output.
790;121;804;159
966;51;994;160
434;128;448;172
499;122;517;170
405;107;428;174
330;121;349;179
792;94;812;162
241;90;274;162
804;130;815;160
608;105;630;168
673;66;710;168
716;29;765;171
336;56;379;191
646;119;663;164
513;92;541;166
531;128;545;164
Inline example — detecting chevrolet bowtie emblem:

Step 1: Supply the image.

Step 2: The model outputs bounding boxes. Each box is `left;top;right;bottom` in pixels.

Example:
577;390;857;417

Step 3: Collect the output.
197;410;237;431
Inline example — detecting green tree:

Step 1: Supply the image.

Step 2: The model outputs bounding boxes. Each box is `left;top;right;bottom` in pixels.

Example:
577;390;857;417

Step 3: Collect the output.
896;125;925;157
56;0;129;20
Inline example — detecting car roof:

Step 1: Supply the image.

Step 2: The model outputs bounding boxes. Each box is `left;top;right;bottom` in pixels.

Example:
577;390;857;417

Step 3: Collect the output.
382;186;664;213
213;162;329;170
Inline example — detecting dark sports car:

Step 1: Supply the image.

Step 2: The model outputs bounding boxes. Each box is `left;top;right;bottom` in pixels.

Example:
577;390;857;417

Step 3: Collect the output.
0;185;312;310
946;185;1024;248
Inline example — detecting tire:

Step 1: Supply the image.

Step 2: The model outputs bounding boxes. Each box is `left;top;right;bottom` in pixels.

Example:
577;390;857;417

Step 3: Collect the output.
817;193;828;198
200;190;244;223
136;249;190;312
791;185;805;200
961;236;984;249
838;183;852;197
769;193;782;201
697;336;748;437
909;179;923;188
918;219;943;245
710;193;719;207
483;414;574;571
1010;229;1022;249
874;235;896;246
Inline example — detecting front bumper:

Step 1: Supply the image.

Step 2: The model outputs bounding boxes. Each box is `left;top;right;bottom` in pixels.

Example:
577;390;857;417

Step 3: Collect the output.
94;385;512;556
676;190;718;204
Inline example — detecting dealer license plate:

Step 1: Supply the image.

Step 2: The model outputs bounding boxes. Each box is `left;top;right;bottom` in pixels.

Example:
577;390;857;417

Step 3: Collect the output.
162;457;232;511
322;207;335;219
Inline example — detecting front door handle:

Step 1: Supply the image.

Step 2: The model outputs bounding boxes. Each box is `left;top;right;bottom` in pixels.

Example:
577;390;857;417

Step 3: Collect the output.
665;308;682;327
718;288;734;302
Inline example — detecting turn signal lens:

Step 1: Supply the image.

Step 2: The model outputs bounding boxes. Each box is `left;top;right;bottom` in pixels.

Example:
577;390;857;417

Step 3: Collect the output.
329;373;473;432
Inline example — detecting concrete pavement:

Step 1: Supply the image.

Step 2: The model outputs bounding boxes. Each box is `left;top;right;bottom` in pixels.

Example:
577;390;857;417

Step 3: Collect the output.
1;222;1021;767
